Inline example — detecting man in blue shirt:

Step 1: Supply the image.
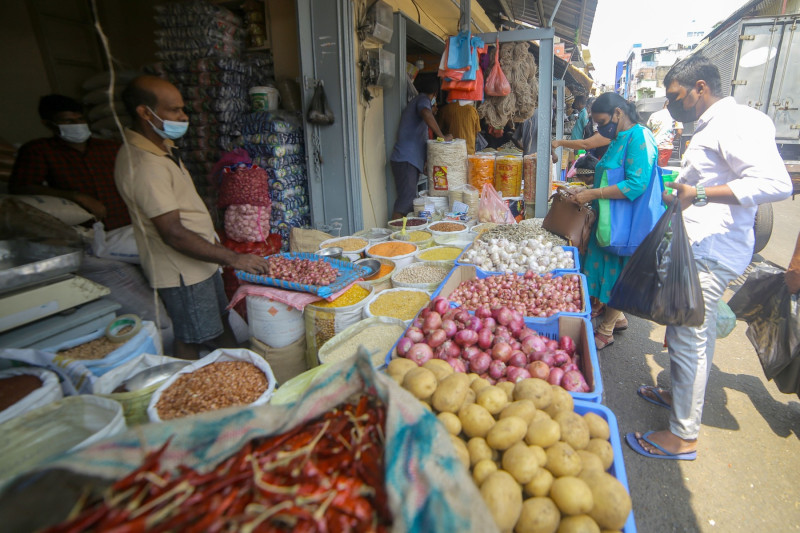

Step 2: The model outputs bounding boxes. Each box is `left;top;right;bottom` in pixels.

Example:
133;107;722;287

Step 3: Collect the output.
570;95;588;140
390;77;451;219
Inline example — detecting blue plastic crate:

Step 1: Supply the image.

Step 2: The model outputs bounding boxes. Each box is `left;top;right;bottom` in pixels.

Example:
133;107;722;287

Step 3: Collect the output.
432;266;591;323
524;315;602;403
455;243;580;275
235;252;369;298
572;400;638;533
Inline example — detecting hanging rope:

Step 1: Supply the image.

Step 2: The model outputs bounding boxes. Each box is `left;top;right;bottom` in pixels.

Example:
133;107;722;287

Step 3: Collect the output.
479;43;539;128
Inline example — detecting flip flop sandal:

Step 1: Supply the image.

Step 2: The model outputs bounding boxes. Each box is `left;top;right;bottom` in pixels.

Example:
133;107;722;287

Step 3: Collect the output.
625;431;697;461
613;317;629;332
637;385;671;409
590;303;606;319
594;332;614;350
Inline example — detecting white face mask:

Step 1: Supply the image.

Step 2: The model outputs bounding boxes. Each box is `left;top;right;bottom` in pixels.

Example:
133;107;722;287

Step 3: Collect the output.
58;123;91;143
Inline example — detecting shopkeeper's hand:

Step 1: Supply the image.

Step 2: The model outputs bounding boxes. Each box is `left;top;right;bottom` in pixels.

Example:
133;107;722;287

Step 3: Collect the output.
230;253;271;275
442;134;454;142
73;192;107;219
665;182;696;211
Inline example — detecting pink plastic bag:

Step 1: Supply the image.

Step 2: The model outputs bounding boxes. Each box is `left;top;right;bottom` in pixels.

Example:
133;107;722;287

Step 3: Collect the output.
478;183;516;224
485;41;511;97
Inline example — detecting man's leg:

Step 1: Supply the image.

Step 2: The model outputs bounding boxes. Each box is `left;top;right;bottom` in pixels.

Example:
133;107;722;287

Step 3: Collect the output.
391;161;418;220
635;258;737;454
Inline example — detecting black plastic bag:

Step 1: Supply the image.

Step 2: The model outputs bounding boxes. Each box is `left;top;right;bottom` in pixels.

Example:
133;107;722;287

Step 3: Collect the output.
608;200;705;326
728;264;800;387
307;82;334;125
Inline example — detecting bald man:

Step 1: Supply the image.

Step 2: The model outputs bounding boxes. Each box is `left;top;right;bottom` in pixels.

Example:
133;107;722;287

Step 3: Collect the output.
116;76;269;359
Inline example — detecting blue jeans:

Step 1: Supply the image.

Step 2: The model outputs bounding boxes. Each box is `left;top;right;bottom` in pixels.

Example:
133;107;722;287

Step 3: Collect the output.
665;257;739;440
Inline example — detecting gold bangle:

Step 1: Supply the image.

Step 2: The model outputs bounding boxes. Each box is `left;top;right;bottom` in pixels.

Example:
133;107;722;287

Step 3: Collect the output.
599;188;604;199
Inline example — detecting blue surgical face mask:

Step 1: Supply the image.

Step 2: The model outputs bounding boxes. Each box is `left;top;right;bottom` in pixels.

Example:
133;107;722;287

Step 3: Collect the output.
431;96;437;107
146;106;189;140
58;123;91;143
597;118;618;139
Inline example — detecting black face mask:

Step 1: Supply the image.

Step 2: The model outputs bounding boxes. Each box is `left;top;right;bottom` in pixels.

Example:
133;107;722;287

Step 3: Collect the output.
668;89;699;123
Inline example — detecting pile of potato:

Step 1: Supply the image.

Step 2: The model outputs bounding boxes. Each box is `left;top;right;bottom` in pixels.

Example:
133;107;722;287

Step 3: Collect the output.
388;358;632;533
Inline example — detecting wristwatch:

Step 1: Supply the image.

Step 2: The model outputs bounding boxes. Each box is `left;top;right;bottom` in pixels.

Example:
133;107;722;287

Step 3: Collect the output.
692;184;708;207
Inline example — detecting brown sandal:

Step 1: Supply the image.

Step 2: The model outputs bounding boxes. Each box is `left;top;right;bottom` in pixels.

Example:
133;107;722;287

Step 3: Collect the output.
594;332;614;350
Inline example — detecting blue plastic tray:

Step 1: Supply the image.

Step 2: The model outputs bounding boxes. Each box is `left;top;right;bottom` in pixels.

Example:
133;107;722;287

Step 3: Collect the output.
431;267;591;323
455;243;581;276
236;252;369;298
572;400;638;533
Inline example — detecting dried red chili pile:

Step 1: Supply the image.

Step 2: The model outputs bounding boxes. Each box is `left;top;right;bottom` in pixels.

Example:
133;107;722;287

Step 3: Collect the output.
44;395;391;533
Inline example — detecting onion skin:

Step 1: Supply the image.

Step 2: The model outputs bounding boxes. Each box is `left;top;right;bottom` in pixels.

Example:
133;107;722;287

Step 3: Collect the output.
481;317;497;332
454;329;479;347
475;305;492;319
508;351;527;368
396;337;413;357
539;351;556;367
527;361;550;380
432;296;449;315
559;336;576;356
426;329;447;348
552;349;571;367
423;312;443;334
561;363;579;373
467;316;483;332
545;339;559;351
407;343;433;365
441;319;457;339
547;367;565;386
492;342;512;363
471;353;491;374
405;327;425;343
477;328;494;350
448;358;467;373
507;367;531;383
462;345;481;362
488;360;507;379
493;307;513;326
412;318;424;329
561;370;588;392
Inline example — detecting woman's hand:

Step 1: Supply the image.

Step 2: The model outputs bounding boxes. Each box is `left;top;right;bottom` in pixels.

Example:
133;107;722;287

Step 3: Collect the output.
569;188;595;205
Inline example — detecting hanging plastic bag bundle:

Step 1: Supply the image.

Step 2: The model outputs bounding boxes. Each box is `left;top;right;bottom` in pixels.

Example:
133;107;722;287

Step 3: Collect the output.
728;263;800;388
608;200;705;326
485;39;511;97
307;81;334;125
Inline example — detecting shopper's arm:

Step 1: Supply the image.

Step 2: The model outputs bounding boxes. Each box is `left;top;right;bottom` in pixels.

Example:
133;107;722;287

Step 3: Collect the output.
552;133;610;151
421;108;453;141
151;210;270;274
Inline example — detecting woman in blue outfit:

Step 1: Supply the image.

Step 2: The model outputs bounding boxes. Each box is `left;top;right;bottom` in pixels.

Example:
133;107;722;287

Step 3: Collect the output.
569;92;658;349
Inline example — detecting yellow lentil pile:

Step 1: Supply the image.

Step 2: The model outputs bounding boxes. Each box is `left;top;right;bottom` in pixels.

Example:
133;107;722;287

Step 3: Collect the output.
418;247;462;261
322;238;367;252
369;290;430;321
313;284;370;308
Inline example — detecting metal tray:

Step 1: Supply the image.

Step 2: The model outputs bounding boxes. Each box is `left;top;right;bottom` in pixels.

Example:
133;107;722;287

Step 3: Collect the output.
0;240;84;295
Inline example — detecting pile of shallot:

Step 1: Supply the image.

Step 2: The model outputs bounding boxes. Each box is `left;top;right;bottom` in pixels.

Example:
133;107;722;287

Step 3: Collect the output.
449;271;584;317
396;296;591;392
460;237;575;274
266;256;338;286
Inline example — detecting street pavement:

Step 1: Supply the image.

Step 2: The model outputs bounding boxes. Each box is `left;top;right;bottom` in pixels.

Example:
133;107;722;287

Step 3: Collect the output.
599;197;800;532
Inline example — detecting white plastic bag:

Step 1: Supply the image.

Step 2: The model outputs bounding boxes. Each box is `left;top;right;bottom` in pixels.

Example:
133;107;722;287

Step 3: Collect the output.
0;367;63;424
91;222;140;264
0;395;125;490
147;348;277;423
91;353;190;395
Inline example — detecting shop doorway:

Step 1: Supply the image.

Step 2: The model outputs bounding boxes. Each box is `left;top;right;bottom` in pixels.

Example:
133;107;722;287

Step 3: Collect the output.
382;13;445;217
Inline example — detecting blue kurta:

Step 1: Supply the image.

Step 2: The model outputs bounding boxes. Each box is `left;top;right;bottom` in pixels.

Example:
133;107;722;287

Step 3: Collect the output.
582;124;658;303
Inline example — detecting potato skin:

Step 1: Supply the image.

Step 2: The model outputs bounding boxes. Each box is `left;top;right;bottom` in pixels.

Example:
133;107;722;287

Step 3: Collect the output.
459;403;496;438
472;458;498;486
515;497;560;533
544;385;574;417
501;442;540;484
499;399;538;424
480;471;523;532
449;434;470;469
526;417;561;448
423;359;454;381
437;412;462;435
557;515;601;533
583;472;632;530
555;411;590;450
402;367;437;400
577;450;606;475
583;412;610;440
486;416;528;450
545;442;583;477
585;438;614;471
550;476;594;515
497;380;515;401
513;378;553;409
523;467;554;497
471;376;492;394
387;358;418;384
467;437;494;466
477;386;509;415
432;373;470;413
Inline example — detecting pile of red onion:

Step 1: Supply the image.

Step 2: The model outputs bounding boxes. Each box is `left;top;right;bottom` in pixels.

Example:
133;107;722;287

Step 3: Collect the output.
266;256;338;286
449;271;584;317
396;296;591;392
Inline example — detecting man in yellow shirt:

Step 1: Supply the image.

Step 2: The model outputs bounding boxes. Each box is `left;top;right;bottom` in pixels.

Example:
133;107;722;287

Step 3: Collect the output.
437;99;481;154
116;75;269;359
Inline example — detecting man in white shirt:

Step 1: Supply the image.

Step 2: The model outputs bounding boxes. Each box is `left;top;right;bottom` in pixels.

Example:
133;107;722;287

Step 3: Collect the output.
628;56;792;460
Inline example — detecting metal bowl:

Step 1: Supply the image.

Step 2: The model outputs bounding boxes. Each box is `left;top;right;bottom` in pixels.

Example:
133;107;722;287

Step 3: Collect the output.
121;361;191;392
354;258;381;278
316;246;343;259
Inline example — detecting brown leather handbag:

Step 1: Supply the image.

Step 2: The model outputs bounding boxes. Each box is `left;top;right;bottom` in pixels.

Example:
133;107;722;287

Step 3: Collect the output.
542;188;596;255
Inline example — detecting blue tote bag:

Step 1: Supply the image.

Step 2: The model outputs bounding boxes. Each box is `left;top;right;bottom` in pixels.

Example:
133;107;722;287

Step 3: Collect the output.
596;136;665;256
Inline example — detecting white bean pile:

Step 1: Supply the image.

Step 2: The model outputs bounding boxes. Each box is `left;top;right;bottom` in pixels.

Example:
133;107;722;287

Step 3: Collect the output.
393;264;450;284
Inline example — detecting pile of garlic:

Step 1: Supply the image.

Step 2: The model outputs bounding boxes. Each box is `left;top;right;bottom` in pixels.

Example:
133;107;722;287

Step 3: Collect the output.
460;237;575;274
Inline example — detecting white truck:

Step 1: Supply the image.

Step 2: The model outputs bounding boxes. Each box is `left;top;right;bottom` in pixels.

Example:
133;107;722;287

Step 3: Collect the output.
696;14;800;253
